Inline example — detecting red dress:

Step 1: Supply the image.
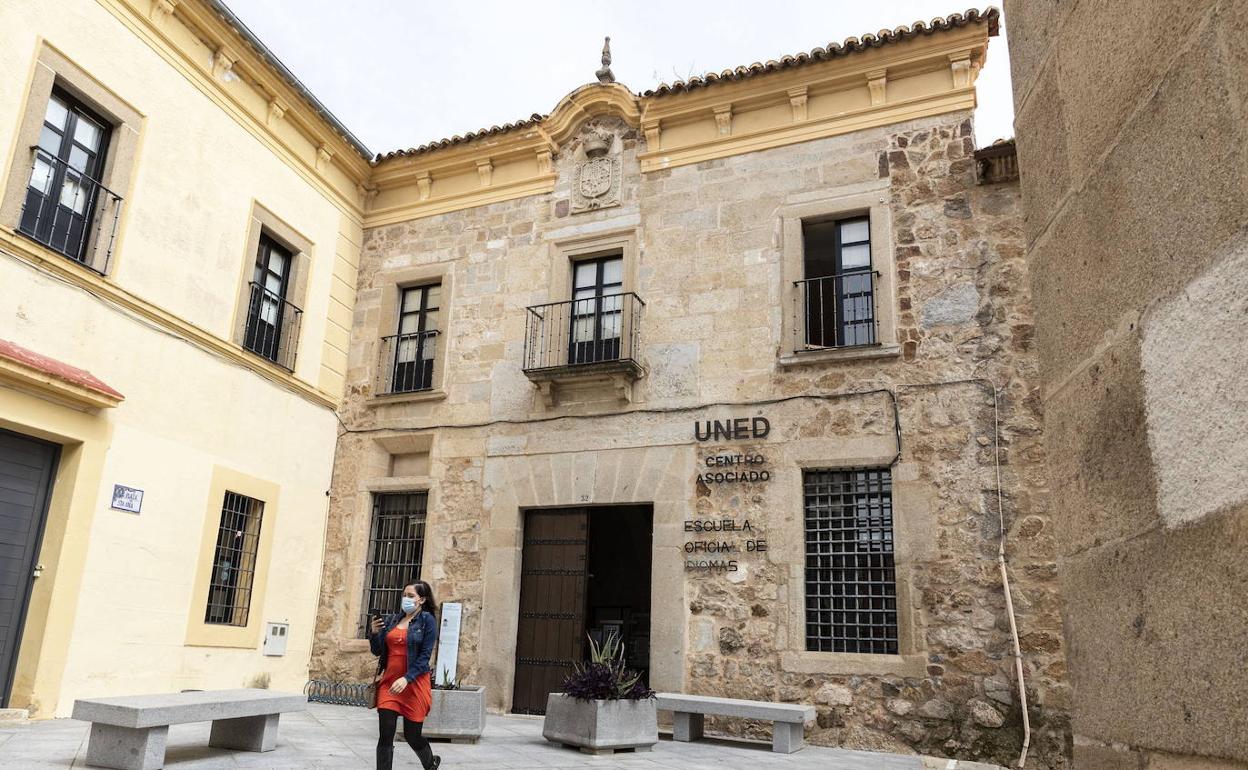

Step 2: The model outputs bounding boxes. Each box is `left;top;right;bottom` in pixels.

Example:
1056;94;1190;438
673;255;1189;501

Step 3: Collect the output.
376;623;432;721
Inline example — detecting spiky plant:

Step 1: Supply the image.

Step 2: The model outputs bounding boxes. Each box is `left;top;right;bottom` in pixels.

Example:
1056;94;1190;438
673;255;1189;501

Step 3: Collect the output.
561;631;655;701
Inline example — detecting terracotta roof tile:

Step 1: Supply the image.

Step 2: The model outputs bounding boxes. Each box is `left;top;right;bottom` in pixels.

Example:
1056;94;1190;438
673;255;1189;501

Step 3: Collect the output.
374;7;998;162
642;8;999;97
0;338;124;401
375;114;546;162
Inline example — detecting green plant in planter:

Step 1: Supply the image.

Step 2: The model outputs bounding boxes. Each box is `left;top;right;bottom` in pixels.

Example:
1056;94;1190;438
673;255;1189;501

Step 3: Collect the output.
433;666;460;691
561;631;655;701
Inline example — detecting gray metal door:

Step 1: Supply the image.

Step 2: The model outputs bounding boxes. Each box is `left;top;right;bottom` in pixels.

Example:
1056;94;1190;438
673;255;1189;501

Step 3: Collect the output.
0;429;59;708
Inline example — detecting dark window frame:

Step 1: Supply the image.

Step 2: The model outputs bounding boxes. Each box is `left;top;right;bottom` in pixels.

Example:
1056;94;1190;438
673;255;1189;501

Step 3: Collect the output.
803;467;898;655
568;253;624;365
358;492;428;637
389;284;441;393
800;215;877;349
19;87;113;266
204;491;265;627
243;233;296;366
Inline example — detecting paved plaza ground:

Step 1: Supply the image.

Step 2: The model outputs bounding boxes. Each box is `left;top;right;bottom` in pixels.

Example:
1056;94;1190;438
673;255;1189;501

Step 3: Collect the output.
0;702;1004;769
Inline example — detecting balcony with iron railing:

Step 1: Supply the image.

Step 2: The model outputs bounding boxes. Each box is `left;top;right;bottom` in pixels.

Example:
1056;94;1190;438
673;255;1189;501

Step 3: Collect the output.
523;292;644;405
242;281;302;371
19;148;123;274
793;270;880;352
375;329;440;395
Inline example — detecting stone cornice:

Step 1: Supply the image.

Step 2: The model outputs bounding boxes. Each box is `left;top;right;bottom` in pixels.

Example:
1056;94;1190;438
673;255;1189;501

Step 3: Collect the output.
369;125;552;188
0;352;123;411
100;0;371;218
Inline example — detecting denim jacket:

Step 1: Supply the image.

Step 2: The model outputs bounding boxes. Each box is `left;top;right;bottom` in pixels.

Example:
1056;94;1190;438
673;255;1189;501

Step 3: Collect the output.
369;609;437;682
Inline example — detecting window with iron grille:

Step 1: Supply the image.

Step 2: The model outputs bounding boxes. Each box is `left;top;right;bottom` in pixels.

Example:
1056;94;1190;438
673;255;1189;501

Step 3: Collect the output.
205;491;265;627
358;492;428;637
20;88;114;266
243;233;301;369
804;468;898;654
569;255;624;365
799;216;877;349
386;284;441;393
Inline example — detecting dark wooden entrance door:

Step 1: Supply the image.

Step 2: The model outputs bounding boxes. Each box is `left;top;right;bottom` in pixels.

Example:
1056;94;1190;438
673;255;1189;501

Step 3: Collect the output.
512;508;588;715
0;430;59;708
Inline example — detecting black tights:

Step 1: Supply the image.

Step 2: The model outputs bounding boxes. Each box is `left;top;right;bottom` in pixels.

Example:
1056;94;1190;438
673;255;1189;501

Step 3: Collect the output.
377;708;436;769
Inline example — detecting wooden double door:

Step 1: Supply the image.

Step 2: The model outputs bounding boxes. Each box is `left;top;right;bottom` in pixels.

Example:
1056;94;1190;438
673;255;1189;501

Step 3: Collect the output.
511;505;654;715
512;508;589;715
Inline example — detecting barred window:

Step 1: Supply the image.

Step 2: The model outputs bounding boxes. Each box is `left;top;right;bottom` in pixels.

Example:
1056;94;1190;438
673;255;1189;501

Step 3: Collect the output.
804;468;898;654
358;492;428;637
205;491;264;626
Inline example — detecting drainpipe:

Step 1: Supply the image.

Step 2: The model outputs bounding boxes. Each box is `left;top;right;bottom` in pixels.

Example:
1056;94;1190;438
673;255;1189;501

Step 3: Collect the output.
983;379;1031;768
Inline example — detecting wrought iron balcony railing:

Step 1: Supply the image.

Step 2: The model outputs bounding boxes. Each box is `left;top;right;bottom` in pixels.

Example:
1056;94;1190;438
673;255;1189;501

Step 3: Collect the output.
376;329;440;394
19;147;122;274
523;292;644;374
794;270;879;351
243;281;302;371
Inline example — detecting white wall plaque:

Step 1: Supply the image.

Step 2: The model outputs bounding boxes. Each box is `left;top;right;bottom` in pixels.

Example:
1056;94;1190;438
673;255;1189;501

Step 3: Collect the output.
437;602;462;686
110;484;143;514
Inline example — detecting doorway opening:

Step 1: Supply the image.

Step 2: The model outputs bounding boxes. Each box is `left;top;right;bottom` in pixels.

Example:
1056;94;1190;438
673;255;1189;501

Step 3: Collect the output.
511;504;653;715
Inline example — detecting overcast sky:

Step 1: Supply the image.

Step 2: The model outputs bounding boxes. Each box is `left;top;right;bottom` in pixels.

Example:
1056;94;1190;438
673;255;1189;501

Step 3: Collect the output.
222;1;1014;157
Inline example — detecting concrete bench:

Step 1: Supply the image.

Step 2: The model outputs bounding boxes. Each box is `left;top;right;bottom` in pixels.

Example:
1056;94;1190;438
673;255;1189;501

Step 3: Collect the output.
654;693;816;753
71;688;306;770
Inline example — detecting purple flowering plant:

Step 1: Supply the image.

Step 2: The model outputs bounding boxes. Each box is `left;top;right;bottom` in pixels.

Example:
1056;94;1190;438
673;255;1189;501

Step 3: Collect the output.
561;631;655;701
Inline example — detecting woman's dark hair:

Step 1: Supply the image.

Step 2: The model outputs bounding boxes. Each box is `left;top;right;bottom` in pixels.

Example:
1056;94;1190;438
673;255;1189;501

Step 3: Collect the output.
408;580;438;616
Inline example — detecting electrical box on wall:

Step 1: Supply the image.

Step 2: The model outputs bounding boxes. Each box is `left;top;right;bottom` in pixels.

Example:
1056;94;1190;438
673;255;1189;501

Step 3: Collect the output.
263;622;289;657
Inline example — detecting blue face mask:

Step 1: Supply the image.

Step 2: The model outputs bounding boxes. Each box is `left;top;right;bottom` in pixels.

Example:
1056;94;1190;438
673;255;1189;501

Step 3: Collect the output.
401;596;418;614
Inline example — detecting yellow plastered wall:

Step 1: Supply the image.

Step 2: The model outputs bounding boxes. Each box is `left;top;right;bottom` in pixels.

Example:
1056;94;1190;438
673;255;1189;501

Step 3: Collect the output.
0;0;351;716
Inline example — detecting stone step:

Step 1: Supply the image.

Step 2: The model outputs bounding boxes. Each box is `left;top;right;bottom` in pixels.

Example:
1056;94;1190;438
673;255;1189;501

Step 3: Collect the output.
0;708;31;721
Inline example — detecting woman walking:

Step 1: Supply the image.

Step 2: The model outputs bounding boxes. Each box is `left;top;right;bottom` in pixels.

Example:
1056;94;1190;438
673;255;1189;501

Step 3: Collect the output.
369;581;440;770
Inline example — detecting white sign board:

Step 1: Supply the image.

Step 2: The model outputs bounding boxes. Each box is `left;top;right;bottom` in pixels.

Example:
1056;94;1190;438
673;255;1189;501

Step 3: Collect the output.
437;602;462;686
110;484;143;514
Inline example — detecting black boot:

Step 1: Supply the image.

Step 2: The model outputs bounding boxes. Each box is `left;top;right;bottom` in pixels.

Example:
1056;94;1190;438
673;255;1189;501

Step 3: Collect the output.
376;744;394;770
415;744;440;770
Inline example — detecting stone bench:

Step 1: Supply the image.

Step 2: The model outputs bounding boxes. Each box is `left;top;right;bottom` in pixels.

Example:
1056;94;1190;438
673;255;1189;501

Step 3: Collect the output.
654;693;816;753
71;688;306;770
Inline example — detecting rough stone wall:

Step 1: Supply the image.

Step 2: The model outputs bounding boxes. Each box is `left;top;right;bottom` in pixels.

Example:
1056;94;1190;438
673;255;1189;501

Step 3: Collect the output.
313;109;1069;768
658;117;1067;767
1004;1;1248;767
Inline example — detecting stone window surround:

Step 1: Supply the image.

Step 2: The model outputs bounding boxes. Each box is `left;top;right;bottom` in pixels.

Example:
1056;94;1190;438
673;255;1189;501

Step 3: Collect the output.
777;180;901;366
366;263;454;404
780;452;927;678
339;432;437;651
546;228;639;303
230;202;314;371
534;228;640;378
0;43;142;275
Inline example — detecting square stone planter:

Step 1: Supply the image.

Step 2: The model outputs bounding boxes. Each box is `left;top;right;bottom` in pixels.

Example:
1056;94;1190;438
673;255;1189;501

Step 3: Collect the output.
421;686;486;744
541;693;658;754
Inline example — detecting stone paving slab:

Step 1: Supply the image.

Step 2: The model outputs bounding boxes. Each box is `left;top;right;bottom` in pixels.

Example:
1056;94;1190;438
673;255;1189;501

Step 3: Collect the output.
0;702;1004;769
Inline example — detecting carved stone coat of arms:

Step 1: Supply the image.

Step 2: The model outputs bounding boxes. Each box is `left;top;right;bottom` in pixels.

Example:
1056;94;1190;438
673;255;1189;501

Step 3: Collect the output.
571;131;621;213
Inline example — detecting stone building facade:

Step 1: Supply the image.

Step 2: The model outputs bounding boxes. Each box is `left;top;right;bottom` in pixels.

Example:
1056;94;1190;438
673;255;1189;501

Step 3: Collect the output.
313;10;1071;768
